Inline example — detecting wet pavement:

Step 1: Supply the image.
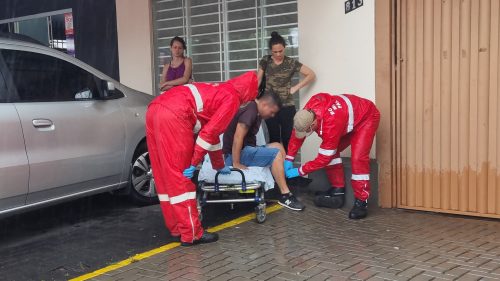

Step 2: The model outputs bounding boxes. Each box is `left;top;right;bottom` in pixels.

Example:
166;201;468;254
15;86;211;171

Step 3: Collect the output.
0;193;252;281
81;195;500;281
1;185;500;281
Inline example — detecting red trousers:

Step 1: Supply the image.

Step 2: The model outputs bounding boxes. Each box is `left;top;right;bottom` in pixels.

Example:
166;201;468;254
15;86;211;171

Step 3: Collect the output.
325;106;380;201
146;104;203;243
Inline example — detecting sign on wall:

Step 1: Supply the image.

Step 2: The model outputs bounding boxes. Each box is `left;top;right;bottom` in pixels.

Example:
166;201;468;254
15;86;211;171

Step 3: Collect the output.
64;13;75;57
345;0;363;14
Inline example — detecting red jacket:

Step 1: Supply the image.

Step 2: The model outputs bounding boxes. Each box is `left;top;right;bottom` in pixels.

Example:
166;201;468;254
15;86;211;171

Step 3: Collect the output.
150;72;258;169
286;93;376;175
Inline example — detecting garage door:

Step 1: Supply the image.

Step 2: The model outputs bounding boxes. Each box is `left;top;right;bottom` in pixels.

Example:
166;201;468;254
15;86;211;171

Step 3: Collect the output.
397;0;500;218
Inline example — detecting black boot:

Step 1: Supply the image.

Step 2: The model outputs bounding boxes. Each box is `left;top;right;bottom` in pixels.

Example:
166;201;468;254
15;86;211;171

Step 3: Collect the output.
181;231;219;246
313;187;345;209
349;199;368;219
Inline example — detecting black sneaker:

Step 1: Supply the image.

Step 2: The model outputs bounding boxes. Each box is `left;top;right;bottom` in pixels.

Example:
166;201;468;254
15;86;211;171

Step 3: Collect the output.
278;193;305;211
181;231;219;246
349;199;368;219
313;187;345;209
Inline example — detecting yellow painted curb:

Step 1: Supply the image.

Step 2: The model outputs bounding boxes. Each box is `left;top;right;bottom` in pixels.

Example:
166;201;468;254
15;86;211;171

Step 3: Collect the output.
70;204;283;281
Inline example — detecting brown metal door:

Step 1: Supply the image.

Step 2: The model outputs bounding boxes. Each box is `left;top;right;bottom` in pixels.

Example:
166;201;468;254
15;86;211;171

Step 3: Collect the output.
397;0;500;218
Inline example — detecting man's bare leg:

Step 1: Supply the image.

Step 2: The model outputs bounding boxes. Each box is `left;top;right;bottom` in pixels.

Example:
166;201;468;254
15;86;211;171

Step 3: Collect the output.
267;142;290;194
267;142;305;211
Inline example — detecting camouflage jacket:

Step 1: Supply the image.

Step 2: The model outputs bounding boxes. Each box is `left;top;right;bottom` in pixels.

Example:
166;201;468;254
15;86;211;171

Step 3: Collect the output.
259;55;302;106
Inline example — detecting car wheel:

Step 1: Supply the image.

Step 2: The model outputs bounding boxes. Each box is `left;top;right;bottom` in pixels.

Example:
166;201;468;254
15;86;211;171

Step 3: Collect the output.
129;142;158;205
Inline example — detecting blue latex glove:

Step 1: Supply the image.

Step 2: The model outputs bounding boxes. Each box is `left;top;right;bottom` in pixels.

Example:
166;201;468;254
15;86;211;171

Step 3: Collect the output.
182;165;196;179
285;168;300;179
217;166;231;175
284;160;294;171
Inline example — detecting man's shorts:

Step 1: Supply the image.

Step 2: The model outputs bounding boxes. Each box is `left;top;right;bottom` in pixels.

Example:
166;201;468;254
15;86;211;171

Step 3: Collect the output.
225;146;279;167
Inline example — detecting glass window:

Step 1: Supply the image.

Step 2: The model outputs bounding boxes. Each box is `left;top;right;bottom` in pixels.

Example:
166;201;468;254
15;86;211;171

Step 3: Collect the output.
152;0;299;91
0;10;75;56
1;49;101;102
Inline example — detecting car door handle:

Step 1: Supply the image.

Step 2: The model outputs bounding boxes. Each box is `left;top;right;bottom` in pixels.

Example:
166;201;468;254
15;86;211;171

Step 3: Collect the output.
32;119;54;129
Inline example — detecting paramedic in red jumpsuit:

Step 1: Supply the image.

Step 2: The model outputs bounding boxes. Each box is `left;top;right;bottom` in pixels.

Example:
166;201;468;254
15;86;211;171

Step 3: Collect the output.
146;72;258;246
284;93;380;219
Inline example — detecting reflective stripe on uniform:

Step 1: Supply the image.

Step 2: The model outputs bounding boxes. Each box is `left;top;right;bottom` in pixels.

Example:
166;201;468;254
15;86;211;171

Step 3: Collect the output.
328;158;342;166
158;194;170;202
318;147;336;156
285;155;294;161
299;166;305;175
352;174;370;181
188;205;195;243
185;84;203;113
170;191;197;204
196;137;222;151
339;94;354;133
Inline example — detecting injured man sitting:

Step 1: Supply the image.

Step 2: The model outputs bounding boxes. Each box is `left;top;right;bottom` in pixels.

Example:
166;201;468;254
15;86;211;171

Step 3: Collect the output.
222;92;305;211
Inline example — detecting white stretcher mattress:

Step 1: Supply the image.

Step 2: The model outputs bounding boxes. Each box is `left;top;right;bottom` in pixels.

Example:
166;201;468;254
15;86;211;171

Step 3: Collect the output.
197;158;275;191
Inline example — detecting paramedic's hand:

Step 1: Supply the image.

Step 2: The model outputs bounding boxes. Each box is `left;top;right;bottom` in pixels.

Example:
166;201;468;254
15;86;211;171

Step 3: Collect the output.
183;165;196;179
217;166;232;175
232;162;248;170
284;160;294;171
285;168;300;179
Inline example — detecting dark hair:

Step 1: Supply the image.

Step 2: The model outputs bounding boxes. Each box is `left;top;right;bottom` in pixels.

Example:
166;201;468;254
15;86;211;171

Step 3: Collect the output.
268;31;286;49
170;36;187;50
258;91;282;109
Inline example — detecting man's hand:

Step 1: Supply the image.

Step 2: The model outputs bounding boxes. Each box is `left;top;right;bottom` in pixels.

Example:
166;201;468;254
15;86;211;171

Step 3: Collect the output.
217;166;232;175
284;160;294;171
232;162;248;170
285;168;300;179
183;165;196;178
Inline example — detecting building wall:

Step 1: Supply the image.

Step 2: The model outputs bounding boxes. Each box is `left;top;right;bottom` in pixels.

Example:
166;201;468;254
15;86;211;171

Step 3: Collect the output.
297;0;376;161
0;0;120;80
115;0;154;95
297;0;377;205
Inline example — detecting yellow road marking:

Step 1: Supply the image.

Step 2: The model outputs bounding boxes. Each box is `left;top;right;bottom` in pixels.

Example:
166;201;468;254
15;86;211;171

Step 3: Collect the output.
70;204;283;281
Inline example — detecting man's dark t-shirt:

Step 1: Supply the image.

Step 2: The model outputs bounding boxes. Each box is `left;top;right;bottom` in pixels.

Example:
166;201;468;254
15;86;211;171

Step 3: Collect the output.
223;101;261;155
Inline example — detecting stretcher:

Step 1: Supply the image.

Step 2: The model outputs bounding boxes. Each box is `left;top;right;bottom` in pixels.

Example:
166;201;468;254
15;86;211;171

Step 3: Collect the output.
196;126;274;223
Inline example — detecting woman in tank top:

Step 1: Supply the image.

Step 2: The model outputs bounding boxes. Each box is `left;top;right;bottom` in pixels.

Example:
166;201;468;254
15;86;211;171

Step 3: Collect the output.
159;36;193;92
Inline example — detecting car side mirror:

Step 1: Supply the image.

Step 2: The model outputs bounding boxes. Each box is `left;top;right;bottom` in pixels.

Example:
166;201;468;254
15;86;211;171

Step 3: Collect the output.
106;81;115;92
101;80;123;99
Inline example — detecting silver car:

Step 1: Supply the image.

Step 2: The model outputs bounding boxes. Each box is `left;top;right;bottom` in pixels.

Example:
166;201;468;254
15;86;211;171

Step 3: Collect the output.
0;35;156;217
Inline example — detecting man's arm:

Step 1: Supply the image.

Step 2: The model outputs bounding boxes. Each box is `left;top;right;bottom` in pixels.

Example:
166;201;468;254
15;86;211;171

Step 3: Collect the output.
231;122;249;170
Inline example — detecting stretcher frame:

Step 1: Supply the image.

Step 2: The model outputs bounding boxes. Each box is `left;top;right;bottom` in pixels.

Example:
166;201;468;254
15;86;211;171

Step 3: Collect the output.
197;168;267;223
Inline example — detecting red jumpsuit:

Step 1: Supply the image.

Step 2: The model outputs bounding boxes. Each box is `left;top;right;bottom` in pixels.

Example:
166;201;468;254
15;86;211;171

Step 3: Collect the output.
146;72;258;243
286;93;380;201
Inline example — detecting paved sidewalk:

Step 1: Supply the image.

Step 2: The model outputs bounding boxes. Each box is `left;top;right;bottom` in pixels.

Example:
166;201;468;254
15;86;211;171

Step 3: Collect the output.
87;196;500;281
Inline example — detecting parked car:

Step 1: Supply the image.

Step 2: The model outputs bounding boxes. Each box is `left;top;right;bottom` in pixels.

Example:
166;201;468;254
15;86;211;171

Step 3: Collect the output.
0;34;156;217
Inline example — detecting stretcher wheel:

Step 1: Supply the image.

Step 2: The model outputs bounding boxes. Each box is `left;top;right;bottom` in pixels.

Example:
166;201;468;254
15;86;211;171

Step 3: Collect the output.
255;204;266;223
